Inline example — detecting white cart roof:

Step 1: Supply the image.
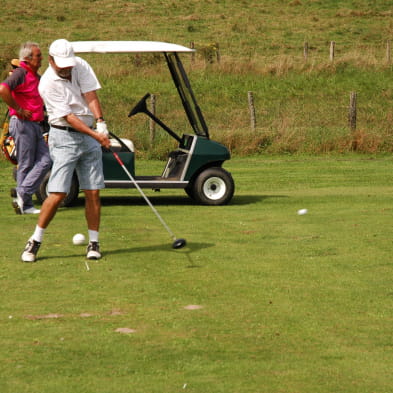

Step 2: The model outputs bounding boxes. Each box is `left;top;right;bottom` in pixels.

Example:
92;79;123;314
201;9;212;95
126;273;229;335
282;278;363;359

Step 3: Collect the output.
71;41;194;54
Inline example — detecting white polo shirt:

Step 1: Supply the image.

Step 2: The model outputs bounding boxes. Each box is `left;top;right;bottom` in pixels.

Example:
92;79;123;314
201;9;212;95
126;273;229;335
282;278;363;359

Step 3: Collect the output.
39;56;101;128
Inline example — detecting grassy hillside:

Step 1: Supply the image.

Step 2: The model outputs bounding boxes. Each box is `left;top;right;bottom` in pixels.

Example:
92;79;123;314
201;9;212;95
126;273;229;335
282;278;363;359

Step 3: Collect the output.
1;0;393;156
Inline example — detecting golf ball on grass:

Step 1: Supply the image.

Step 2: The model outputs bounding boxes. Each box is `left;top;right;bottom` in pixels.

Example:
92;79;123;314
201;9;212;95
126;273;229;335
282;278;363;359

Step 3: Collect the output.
72;233;86;245
297;208;308;215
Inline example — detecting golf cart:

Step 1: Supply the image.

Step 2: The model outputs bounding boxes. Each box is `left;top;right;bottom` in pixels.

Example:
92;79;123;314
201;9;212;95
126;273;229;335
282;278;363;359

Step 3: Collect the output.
5;41;235;206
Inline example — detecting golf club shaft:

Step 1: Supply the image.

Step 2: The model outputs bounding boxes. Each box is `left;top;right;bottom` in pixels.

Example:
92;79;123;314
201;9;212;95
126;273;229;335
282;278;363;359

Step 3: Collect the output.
111;151;177;240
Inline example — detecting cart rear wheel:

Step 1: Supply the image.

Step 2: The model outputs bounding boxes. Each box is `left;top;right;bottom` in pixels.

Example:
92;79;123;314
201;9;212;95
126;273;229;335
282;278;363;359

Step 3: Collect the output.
191;167;234;205
35;171;79;207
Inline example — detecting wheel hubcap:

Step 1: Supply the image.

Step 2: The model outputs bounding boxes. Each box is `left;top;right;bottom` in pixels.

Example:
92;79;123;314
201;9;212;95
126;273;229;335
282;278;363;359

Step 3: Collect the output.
203;177;226;200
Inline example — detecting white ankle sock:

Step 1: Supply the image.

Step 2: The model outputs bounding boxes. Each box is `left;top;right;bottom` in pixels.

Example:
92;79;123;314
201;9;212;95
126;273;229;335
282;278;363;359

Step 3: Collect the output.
88;230;99;243
33;226;45;243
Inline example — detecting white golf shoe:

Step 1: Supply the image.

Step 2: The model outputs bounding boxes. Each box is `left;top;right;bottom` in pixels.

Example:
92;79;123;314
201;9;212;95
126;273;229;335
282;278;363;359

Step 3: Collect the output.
12;192;40;214
21;238;41;263
86;242;101;260
23;207;41;214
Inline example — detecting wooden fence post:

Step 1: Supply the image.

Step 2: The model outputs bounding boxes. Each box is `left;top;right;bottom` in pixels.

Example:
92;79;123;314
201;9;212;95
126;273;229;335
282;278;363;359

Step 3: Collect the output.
149;94;156;145
330;41;335;62
248;91;256;132
303;41;308;60
190;41;195;63
215;42;221;64
349;92;357;131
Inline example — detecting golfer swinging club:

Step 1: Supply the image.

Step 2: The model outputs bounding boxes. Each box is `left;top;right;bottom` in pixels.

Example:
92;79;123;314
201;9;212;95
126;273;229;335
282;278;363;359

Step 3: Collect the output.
21;39;111;262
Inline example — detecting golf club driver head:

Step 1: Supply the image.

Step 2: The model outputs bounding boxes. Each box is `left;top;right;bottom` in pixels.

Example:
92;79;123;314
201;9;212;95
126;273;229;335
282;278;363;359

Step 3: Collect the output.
172;238;186;249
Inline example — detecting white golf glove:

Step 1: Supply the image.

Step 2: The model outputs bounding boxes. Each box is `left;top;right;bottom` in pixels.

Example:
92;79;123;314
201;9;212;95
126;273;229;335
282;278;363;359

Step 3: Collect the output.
96;121;109;136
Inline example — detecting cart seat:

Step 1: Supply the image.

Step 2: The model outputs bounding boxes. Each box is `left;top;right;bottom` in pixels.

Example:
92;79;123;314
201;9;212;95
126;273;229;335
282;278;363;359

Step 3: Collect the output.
110;138;134;152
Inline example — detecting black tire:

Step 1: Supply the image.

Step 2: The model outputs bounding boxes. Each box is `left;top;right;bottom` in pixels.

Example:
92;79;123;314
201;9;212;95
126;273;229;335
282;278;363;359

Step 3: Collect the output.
190;167;234;205
184;184;196;200
35;171;79;207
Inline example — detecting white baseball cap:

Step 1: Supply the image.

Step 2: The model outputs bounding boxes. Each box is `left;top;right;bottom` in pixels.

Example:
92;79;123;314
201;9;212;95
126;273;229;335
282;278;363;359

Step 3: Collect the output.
49;39;76;68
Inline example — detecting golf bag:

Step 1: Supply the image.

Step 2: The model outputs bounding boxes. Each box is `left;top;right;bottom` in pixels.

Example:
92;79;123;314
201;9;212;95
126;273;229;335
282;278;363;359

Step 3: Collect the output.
0;110;17;165
1;109;50;166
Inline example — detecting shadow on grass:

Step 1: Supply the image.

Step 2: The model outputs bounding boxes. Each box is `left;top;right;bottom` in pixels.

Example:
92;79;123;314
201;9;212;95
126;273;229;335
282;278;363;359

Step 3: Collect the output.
106;241;214;268
39;242;214;268
231;195;288;205
71;195;194;207
70;194;287;207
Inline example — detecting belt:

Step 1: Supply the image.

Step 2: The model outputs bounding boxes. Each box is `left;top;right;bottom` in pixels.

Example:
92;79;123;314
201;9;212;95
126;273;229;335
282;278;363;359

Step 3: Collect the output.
51;124;79;132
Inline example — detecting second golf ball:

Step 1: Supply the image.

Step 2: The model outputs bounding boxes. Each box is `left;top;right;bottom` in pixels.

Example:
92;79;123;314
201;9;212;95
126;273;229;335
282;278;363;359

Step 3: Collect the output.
73;233;86;245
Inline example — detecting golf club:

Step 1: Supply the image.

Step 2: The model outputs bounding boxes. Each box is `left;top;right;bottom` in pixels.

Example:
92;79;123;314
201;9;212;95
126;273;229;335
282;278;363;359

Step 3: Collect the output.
110;149;186;249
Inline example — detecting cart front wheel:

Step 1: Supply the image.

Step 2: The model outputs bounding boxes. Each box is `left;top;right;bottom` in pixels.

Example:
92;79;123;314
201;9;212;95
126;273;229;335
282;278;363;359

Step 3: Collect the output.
191;167;234;205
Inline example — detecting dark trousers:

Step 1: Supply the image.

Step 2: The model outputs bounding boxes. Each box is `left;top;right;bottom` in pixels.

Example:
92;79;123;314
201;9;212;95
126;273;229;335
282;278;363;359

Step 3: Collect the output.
10;117;52;209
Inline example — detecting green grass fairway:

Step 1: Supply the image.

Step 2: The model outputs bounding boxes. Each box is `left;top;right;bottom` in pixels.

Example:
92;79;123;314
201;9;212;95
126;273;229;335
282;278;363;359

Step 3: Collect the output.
1;155;392;393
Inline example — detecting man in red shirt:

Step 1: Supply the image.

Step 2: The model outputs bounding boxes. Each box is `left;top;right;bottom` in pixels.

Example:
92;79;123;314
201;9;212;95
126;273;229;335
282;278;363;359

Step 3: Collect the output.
0;42;51;214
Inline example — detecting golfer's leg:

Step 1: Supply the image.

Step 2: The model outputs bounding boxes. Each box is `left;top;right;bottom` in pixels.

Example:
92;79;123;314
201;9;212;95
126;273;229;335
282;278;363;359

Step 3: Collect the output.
84;189;101;231
37;192;66;229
